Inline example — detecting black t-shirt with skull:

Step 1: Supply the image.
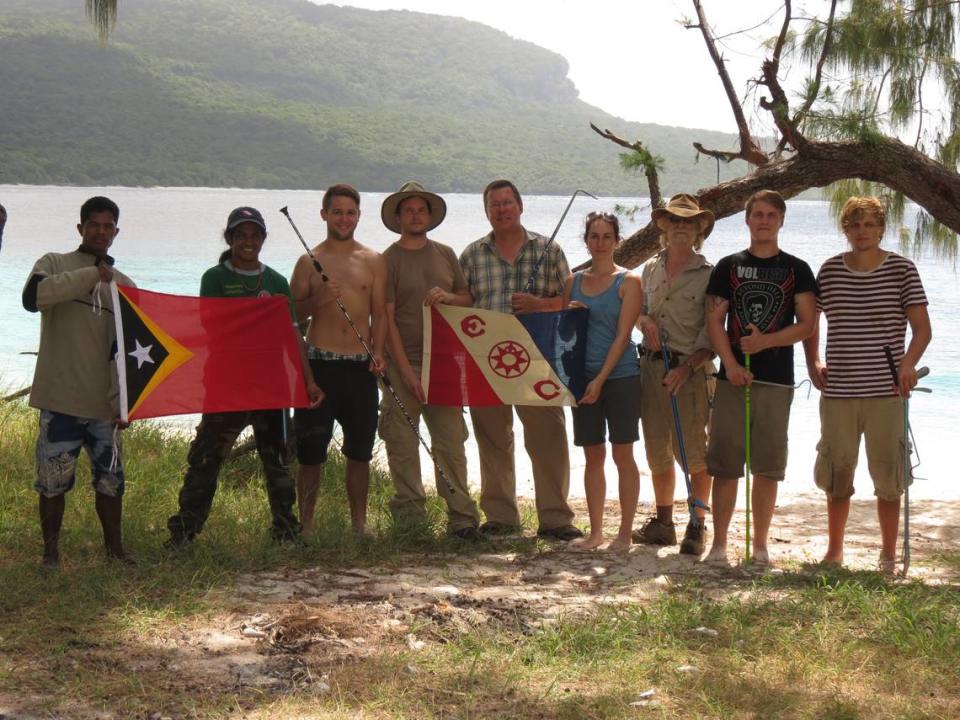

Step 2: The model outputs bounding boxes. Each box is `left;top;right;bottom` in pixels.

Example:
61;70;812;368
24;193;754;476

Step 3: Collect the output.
706;249;818;386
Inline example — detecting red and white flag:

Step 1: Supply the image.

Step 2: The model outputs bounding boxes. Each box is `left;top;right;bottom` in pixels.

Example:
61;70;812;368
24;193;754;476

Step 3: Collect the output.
421;305;588;407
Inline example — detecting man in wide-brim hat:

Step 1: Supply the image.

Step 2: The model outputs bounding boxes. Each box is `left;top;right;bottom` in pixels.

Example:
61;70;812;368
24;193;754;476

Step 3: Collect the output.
650;193;715;238
633;193;716;557
380;181;447;234
377;181;481;540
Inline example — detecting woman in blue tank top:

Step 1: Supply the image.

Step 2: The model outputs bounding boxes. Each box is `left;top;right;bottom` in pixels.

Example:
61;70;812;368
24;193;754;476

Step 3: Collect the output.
562;212;642;551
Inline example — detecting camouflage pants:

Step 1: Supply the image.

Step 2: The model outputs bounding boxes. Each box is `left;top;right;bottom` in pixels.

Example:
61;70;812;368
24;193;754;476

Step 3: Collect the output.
167;410;299;541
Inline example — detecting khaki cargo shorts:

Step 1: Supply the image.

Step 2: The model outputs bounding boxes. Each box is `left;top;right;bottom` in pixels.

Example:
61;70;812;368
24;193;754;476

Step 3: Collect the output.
638;356;711;474
706;379;793;481
814;396;908;501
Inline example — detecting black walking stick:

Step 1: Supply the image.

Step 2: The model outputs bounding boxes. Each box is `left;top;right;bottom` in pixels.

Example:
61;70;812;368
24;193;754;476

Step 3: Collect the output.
659;330;709;529
279;206;456;495
521;189;598;294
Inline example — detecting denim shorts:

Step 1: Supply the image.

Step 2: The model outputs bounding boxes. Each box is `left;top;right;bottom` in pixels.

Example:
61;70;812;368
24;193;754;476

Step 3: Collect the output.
34;410;124;497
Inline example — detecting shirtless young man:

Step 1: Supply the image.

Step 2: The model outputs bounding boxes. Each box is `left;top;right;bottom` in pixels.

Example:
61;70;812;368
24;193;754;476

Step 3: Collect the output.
290;184;387;536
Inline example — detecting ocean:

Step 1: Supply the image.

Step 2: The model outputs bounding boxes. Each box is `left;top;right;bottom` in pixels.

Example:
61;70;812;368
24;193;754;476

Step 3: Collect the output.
1;185;957;501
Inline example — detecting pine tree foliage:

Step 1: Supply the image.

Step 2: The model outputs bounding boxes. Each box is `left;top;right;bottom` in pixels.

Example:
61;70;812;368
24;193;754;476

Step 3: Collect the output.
85;0;116;43
791;0;960;254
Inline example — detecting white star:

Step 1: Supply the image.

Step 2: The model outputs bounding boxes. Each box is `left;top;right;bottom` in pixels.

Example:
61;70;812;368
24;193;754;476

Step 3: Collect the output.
128;339;155;370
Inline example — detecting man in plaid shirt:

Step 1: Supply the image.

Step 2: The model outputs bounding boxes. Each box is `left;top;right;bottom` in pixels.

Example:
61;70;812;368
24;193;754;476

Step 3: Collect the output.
459;179;582;540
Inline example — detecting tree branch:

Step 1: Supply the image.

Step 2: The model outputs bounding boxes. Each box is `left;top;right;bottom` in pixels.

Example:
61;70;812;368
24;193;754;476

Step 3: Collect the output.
692;142;743;163
771;0;792;67
614;135;960;268
791;0;838;129
689;0;769;166
590;123;663;209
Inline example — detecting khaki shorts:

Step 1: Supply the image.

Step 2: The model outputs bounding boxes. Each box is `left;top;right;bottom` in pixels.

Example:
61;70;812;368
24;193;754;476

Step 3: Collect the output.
814;396;908;501
639;356;710;474
706;380;793;481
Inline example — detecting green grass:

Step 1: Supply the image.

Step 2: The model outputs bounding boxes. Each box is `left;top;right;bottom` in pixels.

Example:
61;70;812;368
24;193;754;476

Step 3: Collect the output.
1;400;959;719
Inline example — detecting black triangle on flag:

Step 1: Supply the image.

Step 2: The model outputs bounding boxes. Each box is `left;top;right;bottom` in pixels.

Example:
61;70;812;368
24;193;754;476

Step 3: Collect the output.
111;284;194;420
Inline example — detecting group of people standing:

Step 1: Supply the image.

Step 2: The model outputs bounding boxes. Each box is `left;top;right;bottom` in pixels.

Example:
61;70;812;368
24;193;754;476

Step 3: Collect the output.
21;181;930;574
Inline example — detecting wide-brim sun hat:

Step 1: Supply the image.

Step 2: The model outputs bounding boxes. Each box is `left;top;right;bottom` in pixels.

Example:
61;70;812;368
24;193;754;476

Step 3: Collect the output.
651;193;715;238
381;181;447;234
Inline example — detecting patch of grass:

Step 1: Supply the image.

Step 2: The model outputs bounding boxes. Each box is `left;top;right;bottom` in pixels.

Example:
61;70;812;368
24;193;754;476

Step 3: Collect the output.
0;403;464;644
923;550;960;573
2;401;959;719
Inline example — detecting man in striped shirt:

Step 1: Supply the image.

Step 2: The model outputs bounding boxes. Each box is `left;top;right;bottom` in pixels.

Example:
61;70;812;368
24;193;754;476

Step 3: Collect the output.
803;196;931;572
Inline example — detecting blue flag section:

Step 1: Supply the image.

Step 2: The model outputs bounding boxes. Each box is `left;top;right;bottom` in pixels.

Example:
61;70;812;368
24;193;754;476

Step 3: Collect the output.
516;308;589;403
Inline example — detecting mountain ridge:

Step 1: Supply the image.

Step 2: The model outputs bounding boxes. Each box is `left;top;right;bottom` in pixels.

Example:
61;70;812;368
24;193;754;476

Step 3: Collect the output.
0;0;749;194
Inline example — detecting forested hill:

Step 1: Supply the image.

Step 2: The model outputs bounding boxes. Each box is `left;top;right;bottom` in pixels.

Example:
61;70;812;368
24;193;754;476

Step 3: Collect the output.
0;0;748;194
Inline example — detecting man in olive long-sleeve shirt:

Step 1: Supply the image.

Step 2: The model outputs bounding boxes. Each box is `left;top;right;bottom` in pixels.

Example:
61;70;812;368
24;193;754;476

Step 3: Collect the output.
22;196;135;567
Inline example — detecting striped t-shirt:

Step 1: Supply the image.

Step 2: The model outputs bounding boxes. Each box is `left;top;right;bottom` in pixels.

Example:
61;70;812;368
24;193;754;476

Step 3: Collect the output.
817;252;927;397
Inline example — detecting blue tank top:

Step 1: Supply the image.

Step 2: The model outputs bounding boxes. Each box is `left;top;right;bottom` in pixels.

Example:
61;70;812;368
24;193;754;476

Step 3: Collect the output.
571;270;639;379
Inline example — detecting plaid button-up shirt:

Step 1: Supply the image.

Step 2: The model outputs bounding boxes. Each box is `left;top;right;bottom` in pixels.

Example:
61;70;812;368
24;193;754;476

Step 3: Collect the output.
459;228;570;313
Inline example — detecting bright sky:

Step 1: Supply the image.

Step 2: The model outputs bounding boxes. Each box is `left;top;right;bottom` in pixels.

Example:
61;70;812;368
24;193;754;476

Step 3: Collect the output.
327;1;823;133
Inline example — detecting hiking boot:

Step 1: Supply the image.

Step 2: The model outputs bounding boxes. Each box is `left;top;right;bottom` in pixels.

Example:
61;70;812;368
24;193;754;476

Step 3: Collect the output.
679;522;707;556
478;521;522;537
451;526;482;542
631;517;677;545
163;532;195;553
536;524;584;541
271;521;304;545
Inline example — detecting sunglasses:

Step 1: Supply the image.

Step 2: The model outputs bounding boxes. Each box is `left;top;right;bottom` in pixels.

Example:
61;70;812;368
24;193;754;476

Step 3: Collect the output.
667;215;700;224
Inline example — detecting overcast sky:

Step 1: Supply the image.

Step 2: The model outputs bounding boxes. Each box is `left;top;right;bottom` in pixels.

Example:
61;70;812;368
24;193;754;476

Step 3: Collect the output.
325;1;825;133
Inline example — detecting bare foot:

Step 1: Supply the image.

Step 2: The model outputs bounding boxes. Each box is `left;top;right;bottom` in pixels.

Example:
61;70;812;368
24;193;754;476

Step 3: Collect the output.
877;555;897;575
820;552;844;567
751;548;771;566
607;535;632;553
704;544;728;565
571;534;605;551
353;525;375;540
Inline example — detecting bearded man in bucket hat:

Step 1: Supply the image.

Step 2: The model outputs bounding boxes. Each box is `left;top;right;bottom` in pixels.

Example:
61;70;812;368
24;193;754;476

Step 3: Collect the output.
378;182;481;540
633;194;716;556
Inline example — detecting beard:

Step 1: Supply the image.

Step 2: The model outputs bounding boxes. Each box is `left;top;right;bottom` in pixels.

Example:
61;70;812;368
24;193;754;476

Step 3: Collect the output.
328;226;356;242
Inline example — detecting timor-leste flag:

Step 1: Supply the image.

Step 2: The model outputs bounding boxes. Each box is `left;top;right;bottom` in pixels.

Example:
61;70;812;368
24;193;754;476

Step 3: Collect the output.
422;305;588;407
110;283;308;421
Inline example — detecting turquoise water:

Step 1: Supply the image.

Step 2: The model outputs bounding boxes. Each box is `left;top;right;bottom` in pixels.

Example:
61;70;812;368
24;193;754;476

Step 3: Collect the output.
2;185;957;499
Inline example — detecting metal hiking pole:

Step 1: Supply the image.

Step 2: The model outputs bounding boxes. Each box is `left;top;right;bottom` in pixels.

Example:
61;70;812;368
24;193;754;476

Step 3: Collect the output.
883;345;931;576
522;189;597;294
744;353;752;564
279;206;456;495
659;330;709;529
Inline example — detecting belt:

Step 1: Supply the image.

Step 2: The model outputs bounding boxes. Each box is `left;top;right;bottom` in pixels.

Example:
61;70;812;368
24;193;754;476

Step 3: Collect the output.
307;346;369;362
637;347;680;368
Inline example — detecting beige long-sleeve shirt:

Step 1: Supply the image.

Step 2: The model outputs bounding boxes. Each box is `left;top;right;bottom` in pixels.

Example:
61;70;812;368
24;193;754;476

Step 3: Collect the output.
24;249;134;421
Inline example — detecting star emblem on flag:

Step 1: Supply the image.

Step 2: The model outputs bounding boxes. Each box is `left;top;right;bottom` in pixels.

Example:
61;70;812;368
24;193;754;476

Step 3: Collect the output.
488;340;530;378
128;339;155;369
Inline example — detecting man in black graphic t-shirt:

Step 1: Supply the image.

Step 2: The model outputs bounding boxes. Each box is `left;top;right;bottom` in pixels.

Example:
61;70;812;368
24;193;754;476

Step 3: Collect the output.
704;190;818;566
